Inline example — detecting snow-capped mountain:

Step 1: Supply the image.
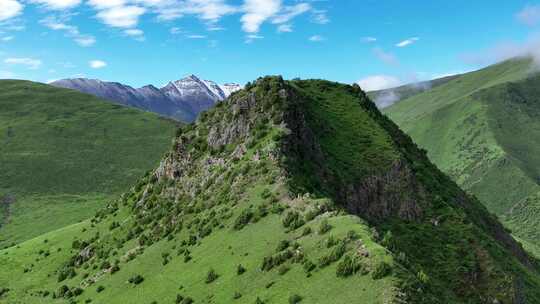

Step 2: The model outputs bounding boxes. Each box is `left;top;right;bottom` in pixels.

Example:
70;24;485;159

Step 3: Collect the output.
51;75;242;122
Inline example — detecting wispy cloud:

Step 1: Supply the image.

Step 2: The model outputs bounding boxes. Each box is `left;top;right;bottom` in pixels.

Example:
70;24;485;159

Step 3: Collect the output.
169;27;182;34
309;35;325;42
311;9;329;24
241;0;281;33
4;57;42;69
40;16;96;47
96;5;146;28
272;3;311;24
396;37;419;47
356;75;403;91
30;0;81;10
0;0;23;21
1;36;14;42
277;24;292;33
124;28;145;41
245;33;263;43
516;5;540;27
361;36;377;43
89;60;107;69
459;33;540;67
186;34;207;39
372;47;399;66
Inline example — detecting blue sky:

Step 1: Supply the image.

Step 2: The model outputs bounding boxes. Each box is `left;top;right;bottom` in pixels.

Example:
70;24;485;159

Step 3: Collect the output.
1;0;540;90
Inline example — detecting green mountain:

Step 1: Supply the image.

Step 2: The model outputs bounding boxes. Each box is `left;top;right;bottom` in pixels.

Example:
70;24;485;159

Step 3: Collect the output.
1;76;539;304
0;80;178;248
383;57;540;253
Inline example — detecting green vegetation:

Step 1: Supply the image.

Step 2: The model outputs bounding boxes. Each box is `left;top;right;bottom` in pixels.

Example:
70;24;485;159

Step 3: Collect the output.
384;57;540;252
0;80;177;247
0;76;539;303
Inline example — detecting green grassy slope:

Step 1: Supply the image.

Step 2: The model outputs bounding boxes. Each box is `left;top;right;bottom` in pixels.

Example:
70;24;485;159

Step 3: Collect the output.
0;77;538;304
384;57;540;253
0;80;178;247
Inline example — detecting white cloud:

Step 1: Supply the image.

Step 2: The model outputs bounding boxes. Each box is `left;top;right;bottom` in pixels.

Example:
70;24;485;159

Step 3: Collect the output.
30;0;81;10
271;3;310;24
241;0;281;33
311;9;328;24
361;36;377;43
372;47;399;66
1;36;14;42
0;70;16;78
124;28;144;36
309;34;324;42
4;57;42;69
96;5;146;28
357;75;403;91
396;37;419;47
88;0;126;9
40;16;96;47
459;33;540;67
277;23;292;32
182;0;237;22
0;0;23;21
89;60;107;68
169;27;182;34
245;33;263;43
516;5;540;26
74;36;96;46
186;34;206;39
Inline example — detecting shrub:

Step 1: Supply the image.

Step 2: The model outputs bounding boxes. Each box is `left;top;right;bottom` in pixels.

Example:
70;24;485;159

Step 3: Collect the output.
282;211;304;230
372;261;392;280
319;241;346;267
182;297;194;304
318;219;332;235
237;264;246;275
336;254;362;277
128;274;144;285
276;240;290;252
278;265;290;275
100;261;111;270
96;285;105;293
110;265;120;274
302;259;316;273
289;294;303;304
72;287;83;296
233;209;253;230
301;227;312;236
205;269;219;283
233;292;242;299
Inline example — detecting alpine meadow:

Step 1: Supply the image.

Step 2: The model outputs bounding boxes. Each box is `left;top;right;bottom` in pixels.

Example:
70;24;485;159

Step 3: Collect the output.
2;1;540;304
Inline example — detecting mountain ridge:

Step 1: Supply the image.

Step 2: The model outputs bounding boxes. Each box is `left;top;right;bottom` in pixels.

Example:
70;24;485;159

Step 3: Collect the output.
51;75;241;122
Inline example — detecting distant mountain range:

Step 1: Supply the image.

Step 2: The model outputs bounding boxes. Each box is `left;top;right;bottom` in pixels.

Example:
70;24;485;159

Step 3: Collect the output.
51;75;241;122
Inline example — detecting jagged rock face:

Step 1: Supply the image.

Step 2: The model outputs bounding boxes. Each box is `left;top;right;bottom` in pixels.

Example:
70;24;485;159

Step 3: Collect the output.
51;76;241;122
342;160;424;221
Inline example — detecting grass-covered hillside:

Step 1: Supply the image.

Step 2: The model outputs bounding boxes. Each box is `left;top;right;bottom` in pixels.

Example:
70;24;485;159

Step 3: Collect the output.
1;76;539;304
383;57;540;252
0;80;178;247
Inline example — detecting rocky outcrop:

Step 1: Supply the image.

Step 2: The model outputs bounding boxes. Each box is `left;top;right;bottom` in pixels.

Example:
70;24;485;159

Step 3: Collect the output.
342;160;423;221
